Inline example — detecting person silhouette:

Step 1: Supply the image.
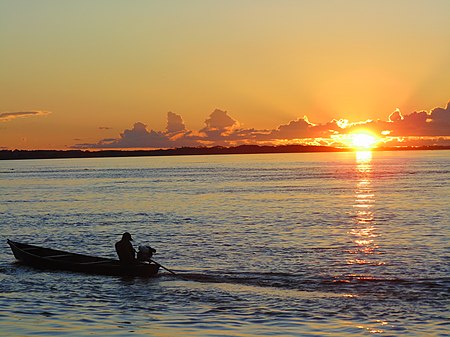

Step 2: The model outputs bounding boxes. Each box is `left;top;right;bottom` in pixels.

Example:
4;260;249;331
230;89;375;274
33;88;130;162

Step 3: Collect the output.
115;232;136;264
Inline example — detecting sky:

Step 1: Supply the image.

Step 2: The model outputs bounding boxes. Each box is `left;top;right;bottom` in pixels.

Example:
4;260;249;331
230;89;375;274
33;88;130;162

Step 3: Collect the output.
1;0;449;150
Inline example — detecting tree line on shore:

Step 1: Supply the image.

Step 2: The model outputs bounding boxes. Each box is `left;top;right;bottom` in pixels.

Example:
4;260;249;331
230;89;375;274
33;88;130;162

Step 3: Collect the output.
1;144;449;160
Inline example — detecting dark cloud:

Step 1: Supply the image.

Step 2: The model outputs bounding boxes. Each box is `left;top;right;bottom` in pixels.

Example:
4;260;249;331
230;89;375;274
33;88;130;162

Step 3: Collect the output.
426;102;450;135
382;136;450;147
346;101;450;137
385;110;431;136
268;117;313;139
0;110;51;122
265;116;344;140
74;101;450;149
98;126;112;130
87;122;171;149
166;112;186;134
388;109;403;122
195;109;244;146
77;116;203;149
202;109;239;132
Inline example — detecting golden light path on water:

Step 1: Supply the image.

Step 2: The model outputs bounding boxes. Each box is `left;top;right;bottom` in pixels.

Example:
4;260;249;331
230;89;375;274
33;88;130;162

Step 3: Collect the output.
348;151;384;268
346;151;388;333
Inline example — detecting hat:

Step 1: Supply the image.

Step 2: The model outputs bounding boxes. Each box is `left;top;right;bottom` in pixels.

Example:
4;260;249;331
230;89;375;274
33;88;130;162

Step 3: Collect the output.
122;232;133;241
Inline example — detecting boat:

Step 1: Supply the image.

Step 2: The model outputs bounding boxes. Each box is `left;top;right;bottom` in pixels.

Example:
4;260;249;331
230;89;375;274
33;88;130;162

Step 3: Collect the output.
7;239;160;277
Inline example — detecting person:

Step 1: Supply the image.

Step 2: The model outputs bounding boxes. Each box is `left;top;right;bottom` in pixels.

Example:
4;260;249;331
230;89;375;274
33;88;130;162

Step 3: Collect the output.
115;232;136;264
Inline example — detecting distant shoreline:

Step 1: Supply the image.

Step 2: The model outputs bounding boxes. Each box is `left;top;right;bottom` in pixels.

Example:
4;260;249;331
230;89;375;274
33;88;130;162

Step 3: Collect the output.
1;145;449;160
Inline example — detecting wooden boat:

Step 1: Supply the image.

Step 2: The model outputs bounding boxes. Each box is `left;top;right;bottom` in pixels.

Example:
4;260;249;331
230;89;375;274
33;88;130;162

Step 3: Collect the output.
7;239;159;277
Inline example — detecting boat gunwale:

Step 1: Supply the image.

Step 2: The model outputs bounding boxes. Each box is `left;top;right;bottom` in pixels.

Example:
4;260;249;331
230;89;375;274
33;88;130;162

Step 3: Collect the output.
8;239;117;265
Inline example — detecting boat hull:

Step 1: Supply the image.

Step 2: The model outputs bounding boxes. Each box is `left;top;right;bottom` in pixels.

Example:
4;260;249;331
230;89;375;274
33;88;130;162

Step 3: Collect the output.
7;240;159;277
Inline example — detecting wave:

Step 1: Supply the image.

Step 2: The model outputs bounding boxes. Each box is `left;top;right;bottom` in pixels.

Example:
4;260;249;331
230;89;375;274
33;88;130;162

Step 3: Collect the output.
162;270;450;299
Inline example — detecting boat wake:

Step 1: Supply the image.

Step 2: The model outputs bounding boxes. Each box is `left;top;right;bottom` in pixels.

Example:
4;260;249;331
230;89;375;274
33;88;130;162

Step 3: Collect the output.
160;270;450;301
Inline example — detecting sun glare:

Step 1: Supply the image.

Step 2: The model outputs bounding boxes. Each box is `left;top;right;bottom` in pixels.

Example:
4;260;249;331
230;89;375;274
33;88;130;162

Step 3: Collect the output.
350;132;378;149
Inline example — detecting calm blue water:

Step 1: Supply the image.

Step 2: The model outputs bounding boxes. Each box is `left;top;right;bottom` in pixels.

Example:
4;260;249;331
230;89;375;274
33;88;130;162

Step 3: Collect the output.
0;151;449;336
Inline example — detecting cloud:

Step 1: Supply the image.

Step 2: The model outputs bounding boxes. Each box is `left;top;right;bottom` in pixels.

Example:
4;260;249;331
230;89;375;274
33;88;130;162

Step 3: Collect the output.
388;109;403;122
382;136;450;147
166;111;186;134
264;116;351;141
202;109;239;132
74;100;450;149
268;117;313;139
193;109;245;146
77;116;202;149
0;110;51;122
426;102;450;135
345;101;450;137
93;122;172;148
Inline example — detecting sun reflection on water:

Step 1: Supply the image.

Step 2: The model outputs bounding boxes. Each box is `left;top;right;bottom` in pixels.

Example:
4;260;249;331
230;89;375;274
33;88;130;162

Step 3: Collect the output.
346;151;383;265
355;150;372;164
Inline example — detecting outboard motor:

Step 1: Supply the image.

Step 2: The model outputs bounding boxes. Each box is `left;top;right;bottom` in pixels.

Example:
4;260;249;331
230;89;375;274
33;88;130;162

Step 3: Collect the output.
137;245;156;262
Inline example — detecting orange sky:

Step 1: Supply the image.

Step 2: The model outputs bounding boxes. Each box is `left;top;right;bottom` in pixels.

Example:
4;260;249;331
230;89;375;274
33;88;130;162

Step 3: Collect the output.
1;1;449;150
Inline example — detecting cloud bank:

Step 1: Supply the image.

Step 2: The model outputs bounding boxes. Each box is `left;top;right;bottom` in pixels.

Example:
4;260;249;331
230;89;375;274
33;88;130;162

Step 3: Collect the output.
0;111;51;122
74;101;450;149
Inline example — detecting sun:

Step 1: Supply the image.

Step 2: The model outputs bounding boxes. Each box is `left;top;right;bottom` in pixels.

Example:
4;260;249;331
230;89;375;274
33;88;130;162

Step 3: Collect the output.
349;132;378;149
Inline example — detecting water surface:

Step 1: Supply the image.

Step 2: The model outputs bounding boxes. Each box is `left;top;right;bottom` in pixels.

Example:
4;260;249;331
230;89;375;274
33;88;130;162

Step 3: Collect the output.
1;151;449;336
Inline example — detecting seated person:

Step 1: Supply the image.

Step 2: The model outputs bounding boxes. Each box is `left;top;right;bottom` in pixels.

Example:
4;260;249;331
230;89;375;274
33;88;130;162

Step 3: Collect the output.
115;232;136;264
